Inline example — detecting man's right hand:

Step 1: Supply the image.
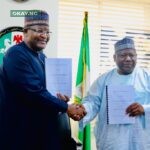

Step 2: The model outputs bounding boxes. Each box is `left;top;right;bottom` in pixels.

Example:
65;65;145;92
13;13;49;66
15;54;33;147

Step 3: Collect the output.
67;104;87;121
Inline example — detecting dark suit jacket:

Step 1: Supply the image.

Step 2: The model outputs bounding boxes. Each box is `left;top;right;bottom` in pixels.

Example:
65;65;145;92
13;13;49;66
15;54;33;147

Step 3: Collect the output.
1;42;69;150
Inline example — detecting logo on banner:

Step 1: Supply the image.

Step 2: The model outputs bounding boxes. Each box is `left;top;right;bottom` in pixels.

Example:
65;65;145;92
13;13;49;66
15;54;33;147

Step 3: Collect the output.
0;26;23;64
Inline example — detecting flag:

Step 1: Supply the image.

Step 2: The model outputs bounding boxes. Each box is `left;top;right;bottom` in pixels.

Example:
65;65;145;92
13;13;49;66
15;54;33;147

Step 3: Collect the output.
74;12;91;150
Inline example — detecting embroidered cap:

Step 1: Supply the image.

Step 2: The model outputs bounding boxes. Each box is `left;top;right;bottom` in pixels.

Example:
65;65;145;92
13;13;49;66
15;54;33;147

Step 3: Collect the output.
24;10;49;27
114;37;135;52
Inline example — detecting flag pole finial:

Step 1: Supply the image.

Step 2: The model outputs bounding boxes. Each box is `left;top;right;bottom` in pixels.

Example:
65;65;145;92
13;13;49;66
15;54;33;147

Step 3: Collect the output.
84;11;88;17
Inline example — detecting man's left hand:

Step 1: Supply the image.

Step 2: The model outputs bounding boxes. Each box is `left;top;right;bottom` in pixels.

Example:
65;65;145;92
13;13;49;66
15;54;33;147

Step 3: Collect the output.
126;102;144;117
57;93;70;103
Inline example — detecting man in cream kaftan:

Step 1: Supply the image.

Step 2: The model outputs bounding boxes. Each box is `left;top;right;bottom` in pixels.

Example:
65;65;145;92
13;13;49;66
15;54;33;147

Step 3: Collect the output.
80;37;150;150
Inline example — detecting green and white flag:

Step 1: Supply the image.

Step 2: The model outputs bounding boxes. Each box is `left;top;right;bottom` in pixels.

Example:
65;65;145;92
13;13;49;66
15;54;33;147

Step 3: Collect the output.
0;27;23;64
74;12;91;150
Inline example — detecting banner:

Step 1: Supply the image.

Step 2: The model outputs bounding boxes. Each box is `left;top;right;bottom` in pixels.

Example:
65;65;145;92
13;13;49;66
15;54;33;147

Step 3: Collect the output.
0;26;23;64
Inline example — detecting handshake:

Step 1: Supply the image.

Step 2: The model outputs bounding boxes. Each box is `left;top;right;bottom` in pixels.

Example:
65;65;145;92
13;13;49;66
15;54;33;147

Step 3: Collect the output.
67;103;87;121
57;93;87;121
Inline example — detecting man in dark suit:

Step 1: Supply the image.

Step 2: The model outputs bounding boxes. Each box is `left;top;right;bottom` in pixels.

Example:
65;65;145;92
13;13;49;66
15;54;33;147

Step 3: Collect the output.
1;10;86;150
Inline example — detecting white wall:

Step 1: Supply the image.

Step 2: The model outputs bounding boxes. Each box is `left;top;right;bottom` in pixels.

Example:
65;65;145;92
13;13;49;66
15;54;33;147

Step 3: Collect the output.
0;0;58;57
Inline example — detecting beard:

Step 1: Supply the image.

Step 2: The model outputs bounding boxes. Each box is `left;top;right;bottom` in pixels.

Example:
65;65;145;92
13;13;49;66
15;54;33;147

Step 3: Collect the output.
117;63;136;75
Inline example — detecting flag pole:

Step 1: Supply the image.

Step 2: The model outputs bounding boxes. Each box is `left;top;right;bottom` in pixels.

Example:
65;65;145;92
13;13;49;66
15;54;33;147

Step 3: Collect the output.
74;11;91;150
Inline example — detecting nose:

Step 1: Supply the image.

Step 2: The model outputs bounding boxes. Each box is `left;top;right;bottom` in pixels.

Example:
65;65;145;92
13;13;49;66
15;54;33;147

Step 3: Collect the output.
125;55;132;61
40;34;50;43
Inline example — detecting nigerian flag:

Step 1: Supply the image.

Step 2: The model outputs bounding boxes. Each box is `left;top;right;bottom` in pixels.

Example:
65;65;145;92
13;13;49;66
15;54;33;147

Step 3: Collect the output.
74;12;91;150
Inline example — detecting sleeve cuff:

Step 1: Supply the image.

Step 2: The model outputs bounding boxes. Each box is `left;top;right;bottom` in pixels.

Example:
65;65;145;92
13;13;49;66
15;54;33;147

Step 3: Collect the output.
79;119;84;131
142;105;150;129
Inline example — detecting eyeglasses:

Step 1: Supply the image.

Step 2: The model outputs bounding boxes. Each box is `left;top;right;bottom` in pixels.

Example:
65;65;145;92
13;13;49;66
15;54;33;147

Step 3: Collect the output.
118;54;137;59
28;28;52;36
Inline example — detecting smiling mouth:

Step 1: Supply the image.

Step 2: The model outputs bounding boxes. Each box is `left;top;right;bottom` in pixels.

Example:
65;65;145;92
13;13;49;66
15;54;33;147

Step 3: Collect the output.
39;41;47;44
124;64;131;66
124;63;133;66
122;63;133;68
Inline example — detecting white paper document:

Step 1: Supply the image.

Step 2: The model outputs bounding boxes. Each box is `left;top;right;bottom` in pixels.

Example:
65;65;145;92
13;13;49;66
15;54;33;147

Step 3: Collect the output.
45;58;72;97
107;85;135;124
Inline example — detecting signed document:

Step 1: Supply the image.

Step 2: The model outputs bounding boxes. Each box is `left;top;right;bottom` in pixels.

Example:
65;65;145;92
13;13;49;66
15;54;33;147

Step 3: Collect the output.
45;58;72;97
106;85;135;124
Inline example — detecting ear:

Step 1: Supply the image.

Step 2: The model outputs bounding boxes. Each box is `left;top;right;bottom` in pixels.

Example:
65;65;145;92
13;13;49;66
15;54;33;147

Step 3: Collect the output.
23;29;28;39
113;54;116;62
23;28;28;33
